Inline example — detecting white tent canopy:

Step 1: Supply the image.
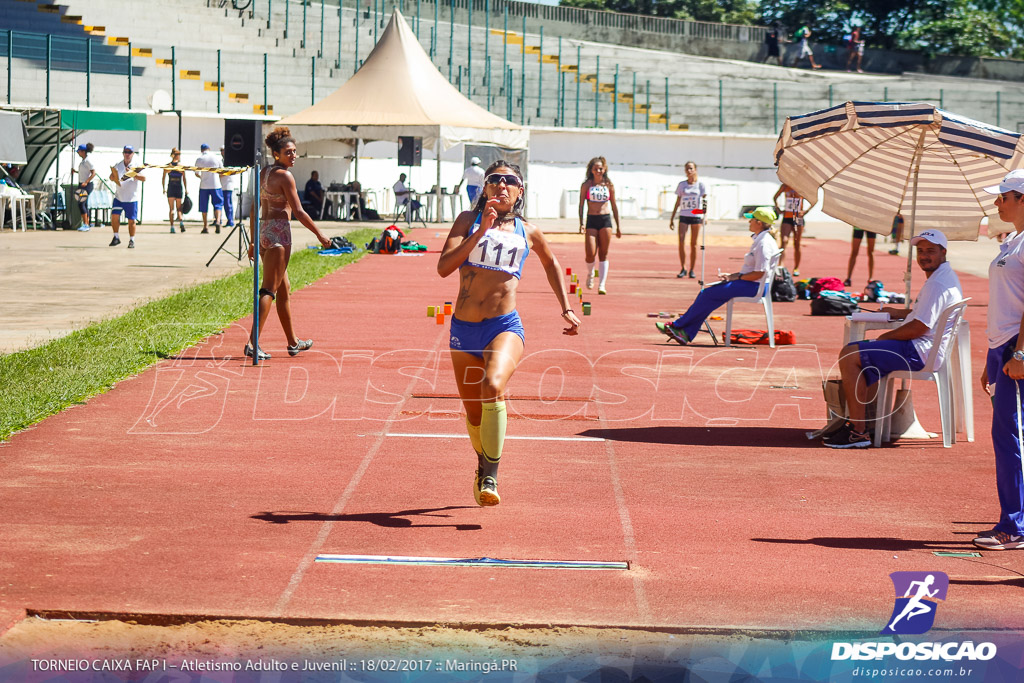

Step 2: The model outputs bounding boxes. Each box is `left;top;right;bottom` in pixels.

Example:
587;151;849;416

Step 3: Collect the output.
277;9;527;152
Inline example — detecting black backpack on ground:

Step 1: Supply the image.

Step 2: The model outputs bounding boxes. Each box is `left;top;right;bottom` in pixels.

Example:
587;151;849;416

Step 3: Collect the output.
810;292;858;316
772;267;797;302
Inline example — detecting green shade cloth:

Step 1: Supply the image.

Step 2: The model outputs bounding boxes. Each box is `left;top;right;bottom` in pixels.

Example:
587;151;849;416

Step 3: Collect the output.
60;110;147;131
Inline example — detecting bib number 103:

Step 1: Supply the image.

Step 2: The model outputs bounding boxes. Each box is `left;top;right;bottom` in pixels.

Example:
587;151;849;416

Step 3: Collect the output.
477;239;519;268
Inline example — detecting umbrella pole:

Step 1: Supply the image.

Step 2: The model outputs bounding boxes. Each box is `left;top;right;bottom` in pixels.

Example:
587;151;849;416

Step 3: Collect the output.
905;130;926;303
436;138;442;223
889;129;936;444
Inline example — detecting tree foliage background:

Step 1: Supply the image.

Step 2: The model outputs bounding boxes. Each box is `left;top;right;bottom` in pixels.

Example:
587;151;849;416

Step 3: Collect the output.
559;0;1024;59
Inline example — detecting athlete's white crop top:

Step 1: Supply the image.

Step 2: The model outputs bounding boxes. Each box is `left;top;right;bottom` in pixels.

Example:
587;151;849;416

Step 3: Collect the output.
460;214;530;279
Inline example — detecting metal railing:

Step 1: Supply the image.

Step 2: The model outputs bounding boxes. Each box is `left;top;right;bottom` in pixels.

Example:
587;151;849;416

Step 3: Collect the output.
250;0;766;44
4;17;1023;136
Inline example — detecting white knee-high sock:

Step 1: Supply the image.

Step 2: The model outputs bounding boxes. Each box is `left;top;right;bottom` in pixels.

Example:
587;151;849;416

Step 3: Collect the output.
598;260;609;287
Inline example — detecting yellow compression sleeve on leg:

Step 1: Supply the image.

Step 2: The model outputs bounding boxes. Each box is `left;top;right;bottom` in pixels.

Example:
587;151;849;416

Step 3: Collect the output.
466;417;483;456
480;401;507;475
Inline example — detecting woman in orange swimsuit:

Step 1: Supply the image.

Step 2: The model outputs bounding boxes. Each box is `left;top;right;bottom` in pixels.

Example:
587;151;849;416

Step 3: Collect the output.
246;126;331;360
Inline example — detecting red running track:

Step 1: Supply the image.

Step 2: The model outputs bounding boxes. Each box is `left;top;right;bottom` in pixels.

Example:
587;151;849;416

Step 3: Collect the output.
0;228;1019;634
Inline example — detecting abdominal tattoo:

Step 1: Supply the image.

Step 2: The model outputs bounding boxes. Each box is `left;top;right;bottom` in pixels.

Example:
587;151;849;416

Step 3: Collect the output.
457;270;477;308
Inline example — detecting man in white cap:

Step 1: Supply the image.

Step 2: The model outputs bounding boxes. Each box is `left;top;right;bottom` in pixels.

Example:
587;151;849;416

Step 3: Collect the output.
455;156;485;205
194;143;223;234
825;228;963;448
108;145;145;248
974;169;1024;550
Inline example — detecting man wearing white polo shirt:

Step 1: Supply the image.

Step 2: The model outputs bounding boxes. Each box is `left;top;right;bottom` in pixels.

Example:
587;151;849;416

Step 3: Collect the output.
975;170;1024;550
826;229;963;448
219;146;238;228
108;145;145;249
194;143;223;234
456;156;485;204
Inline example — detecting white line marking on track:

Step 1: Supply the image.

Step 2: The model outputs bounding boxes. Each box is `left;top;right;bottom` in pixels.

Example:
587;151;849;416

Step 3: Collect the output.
270;327;450;617
386;433;605;442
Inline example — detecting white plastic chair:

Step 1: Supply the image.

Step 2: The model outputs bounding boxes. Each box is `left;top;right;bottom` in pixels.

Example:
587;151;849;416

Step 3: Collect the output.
4;192;33;231
724;250;782;348
872;298;971;448
15;193;39;229
363;189;379;211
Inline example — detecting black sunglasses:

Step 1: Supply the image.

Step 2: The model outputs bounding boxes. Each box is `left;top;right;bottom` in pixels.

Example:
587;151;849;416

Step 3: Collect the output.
484;173;522;187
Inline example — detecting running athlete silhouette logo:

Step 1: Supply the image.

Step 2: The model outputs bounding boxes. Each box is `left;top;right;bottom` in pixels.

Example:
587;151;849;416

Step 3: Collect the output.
881;571;948;635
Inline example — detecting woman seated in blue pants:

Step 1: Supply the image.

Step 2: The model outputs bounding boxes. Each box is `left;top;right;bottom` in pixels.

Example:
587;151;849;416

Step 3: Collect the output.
656;206;779;345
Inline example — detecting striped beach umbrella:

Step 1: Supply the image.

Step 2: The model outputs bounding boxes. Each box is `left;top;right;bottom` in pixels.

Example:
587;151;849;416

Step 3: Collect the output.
775;101;1023;243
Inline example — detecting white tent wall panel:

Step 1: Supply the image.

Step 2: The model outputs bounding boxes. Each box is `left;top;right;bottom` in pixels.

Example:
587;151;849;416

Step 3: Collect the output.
35;110;844;225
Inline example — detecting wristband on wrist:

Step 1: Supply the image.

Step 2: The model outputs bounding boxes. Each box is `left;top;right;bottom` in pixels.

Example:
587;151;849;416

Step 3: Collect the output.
562;309;574;316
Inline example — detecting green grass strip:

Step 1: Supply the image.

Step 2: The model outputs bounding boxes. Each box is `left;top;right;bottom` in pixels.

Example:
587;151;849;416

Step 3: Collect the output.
0;228;378;441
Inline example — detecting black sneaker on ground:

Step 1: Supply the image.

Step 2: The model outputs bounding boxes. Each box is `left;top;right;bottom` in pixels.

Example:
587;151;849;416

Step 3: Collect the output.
201;227;209;234
215;223;221;234
823;422;871;449
842;278;852;287
127;239;135;249
677;270;687;278
972;530;1023;550
109;235;121;247
287;339;313;356
243;343;271;361
688;270;696;278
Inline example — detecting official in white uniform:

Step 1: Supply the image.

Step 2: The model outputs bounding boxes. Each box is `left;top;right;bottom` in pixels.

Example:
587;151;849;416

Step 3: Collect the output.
976;170;1024;550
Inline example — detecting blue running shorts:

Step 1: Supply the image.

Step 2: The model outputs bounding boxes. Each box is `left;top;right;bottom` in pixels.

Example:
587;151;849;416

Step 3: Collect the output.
449;310;525;358
111;199;138;221
199;188;225;213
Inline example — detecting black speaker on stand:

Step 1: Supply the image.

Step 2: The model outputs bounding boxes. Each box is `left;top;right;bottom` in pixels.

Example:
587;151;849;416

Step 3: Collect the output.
207;120;260;266
398;136;422;166
224;119;261;166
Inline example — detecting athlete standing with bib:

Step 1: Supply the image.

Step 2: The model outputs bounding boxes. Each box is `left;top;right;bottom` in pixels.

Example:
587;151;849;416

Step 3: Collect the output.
669;161;707;278
439;161;581;507
577;156;621;294
772;183;812;277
